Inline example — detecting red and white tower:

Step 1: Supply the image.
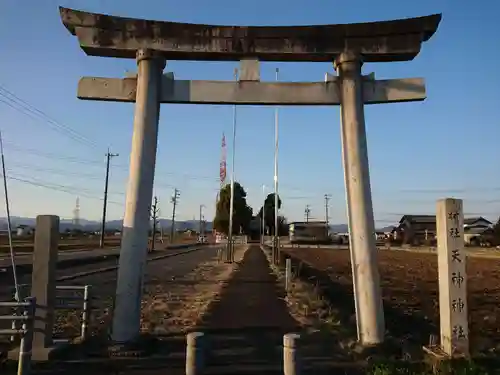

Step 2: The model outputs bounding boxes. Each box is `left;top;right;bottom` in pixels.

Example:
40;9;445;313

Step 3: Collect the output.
214;132;227;236
220;132;227;189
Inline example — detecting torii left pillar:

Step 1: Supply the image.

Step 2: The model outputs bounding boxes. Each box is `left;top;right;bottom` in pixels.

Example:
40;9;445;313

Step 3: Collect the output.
335;51;385;345
112;49;165;343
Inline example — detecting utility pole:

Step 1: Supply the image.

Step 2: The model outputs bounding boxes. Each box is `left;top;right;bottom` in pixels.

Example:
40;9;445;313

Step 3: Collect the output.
305;205;311;223
170;189;180;242
261;184;266;245
324;193;331;227
199;204;205;237
150;196;159;252
100;149;119;248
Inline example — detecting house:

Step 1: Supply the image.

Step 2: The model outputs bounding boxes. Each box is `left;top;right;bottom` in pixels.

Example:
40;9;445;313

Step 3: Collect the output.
464;217;492;230
289;221;329;244
16;225;33;237
395;215;437;244
463;217;492;244
395;215;494;245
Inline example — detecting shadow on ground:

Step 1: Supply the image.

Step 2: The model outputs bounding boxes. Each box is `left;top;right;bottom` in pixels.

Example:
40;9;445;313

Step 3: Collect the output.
191;245;301;366
279;249;437;360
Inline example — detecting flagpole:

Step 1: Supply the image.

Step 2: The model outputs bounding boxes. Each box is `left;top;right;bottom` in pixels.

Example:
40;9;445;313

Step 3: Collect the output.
273;67;279;264
227;68;238;262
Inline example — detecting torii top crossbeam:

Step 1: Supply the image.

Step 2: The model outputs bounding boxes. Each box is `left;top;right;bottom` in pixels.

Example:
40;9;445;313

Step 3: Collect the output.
59;7;441;62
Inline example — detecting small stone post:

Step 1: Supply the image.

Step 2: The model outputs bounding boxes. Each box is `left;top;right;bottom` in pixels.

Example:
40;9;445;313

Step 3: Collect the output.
31;215;59;350
186;331;205;375
283;333;301;375
436;198;469;357
285;258;292;291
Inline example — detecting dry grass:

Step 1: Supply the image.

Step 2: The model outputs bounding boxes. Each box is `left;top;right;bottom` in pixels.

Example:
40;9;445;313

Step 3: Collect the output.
140;245;250;335
264;248;343;335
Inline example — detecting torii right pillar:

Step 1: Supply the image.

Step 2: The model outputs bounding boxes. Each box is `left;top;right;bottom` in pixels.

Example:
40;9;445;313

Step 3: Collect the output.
335;51;385;345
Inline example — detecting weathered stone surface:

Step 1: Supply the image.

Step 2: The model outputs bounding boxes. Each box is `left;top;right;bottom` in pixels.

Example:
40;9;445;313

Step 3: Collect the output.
60;7;441;62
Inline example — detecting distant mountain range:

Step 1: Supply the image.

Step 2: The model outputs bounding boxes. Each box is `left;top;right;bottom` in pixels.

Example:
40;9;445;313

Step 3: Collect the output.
0;217;394;234
0;217;213;233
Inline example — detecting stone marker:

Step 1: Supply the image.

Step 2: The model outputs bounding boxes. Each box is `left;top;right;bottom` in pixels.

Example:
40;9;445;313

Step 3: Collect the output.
436;198;469;357
9;215;60;361
32;216;59;349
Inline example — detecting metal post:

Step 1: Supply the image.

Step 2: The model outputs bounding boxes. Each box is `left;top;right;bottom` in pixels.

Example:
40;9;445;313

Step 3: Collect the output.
112;49;165;343
186;332;205;375
18;297;35;375
80;285;90;341
227;68;238;263
283;333;301;375
335;51;385;345
273;68;280;266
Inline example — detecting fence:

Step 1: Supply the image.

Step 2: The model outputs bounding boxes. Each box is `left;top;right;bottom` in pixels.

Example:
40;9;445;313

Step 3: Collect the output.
215;235;248;245
11;283;91;342
0;297;36;375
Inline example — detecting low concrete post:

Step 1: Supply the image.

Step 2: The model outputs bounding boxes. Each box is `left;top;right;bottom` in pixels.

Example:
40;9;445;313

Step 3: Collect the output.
80;285;90;340
31;215;59;351
186;331;205;375
436;198;469;357
18;297;36;375
285;258;292;291
283;333;301;375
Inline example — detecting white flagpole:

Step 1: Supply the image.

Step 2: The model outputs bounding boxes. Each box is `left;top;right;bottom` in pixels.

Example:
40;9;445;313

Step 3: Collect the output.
273;68;280;262
227;68;238;261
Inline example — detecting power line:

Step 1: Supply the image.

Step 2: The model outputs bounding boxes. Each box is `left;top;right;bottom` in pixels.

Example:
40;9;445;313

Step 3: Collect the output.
3;142;221;182
0;85;101;150
0;173;124;206
5;142;500;198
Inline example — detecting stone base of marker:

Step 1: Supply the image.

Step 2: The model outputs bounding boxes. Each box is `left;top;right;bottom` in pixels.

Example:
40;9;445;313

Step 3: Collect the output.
422;345;461;375
8;343;69;362
107;335;158;357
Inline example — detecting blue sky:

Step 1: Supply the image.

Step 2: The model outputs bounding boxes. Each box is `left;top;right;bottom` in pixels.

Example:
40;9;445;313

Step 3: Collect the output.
0;0;499;227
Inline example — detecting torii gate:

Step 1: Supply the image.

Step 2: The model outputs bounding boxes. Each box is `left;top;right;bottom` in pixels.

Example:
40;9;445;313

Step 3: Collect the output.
59;7;441;346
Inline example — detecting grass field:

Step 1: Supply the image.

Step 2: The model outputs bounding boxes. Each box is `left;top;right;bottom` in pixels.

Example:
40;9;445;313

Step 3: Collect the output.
282;247;500;356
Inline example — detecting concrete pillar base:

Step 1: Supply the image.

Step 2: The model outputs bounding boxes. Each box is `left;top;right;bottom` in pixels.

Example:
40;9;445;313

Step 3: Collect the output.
8;342;68;362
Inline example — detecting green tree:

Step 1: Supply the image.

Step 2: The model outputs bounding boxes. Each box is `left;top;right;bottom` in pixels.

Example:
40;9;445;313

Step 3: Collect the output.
213;182;253;235
257;193;283;235
491;216;500;245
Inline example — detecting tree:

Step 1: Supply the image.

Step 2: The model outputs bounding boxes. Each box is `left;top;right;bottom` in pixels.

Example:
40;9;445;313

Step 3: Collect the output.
257;193;284;235
213;182;253;235
491;216;500;245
